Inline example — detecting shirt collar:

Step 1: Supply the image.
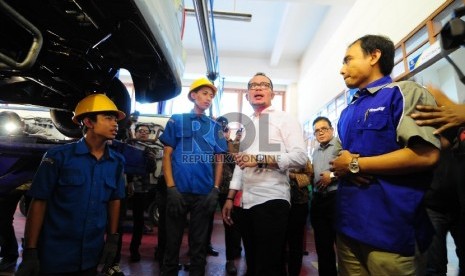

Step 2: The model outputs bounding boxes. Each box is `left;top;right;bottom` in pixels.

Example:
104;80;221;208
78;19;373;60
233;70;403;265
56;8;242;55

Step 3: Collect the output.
352;76;392;102
318;136;336;150
75;137;113;160
188;110;209;122
251;105;275;118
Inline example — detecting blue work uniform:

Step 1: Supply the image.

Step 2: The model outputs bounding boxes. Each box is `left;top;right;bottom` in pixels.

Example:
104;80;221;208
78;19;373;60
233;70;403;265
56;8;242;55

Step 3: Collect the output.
337;76;441;255
159;113;227;194
159;113;226;275
27;138;126;274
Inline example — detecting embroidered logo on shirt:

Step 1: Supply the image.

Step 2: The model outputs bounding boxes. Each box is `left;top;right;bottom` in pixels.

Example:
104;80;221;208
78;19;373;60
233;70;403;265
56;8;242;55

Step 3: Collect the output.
368;107;386;112
41;157;54;165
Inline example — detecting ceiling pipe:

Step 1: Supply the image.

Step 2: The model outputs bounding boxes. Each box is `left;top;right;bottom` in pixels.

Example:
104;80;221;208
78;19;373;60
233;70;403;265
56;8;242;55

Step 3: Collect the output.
192;0;218;81
185;8;252;22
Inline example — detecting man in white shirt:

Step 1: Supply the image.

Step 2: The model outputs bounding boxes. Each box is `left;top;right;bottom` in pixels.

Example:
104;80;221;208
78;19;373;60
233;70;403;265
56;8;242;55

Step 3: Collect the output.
222;72;307;276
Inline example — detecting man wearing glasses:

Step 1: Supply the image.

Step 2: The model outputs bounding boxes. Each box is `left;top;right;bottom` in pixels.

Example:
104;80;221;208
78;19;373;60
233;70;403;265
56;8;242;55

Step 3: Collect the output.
222;72;307;275
310;116;341;276
127;124;157;262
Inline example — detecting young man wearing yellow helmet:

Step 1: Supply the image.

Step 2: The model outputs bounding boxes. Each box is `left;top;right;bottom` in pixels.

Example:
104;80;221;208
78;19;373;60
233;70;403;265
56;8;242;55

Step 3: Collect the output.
159;77;227;275
16;94;127;276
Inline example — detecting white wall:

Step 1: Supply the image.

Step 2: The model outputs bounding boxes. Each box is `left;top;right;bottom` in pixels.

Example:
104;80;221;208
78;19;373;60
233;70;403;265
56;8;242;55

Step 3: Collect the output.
297;0;447;123
183;53;299;87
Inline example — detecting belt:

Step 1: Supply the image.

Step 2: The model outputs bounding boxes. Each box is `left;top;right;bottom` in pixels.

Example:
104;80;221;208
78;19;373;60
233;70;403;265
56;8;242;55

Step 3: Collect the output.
313;190;337;198
313;185;338;194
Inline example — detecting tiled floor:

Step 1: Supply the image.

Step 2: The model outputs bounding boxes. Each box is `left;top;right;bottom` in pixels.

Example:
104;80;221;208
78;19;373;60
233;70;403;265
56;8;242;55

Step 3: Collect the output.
1;208;460;275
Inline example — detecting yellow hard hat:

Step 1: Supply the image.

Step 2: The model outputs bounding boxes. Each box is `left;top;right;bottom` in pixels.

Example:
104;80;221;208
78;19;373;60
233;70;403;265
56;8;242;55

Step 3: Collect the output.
188;78;217;102
72;94;126;124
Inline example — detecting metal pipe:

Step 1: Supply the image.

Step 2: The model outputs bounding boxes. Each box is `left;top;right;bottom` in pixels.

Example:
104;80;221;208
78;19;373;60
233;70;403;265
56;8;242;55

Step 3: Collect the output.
185;8;252;22
192;0;218;81
0;0;43;70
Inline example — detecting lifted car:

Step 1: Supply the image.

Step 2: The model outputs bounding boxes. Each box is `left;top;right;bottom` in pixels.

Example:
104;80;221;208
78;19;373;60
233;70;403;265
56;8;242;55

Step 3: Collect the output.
0;0;185;137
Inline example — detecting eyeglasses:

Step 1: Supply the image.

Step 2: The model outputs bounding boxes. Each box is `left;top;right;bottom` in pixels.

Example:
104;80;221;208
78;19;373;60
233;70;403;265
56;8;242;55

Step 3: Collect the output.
313;127;331;135
137;129;150;134
248;82;272;90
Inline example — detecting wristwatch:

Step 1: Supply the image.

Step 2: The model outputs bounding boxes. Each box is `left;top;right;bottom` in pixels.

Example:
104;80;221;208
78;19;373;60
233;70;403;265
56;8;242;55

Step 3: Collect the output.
329;172;337;180
348;155;360;174
256;154;266;168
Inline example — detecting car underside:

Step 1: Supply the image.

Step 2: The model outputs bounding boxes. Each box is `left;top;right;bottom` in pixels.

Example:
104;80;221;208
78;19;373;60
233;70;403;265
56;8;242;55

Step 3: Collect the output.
0;0;184;137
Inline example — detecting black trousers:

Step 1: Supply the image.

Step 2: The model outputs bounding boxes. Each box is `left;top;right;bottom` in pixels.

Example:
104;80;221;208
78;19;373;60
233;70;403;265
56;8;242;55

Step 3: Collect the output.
240;199;290;276
310;191;338;276
218;193;242;260
113;196;127;263
162;194;212;276
285;202;309;276
155;180;167;268
0;188;24;259
130;192;148;250
40;266;97;276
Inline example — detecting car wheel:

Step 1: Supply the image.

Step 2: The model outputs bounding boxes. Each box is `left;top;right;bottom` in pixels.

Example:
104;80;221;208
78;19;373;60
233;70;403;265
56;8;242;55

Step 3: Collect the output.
147;201;159;226
50;78;131;138
106;78;131;132
50;109;82;138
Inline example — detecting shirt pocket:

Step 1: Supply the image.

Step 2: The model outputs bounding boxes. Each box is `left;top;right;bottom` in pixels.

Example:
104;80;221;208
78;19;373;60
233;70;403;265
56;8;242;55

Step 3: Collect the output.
355;114;396;155
101;176;116;202
175;121;194;152
57;170;85;202
203;134;217;154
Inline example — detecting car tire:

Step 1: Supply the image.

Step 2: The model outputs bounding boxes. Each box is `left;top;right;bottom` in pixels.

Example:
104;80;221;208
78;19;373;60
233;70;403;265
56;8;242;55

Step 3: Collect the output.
147;200;159;226
50;109;82;138
50;78;131;138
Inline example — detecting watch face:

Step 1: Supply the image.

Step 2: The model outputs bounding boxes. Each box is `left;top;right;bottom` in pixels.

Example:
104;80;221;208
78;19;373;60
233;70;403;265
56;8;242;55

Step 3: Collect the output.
349;160;359;173
256;154;265;162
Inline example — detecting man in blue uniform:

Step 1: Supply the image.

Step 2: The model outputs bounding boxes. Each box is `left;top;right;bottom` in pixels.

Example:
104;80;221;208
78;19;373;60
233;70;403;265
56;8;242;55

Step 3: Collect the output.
159;78;226;276
0;111;57;272
16;94;126;275
330;35;441;275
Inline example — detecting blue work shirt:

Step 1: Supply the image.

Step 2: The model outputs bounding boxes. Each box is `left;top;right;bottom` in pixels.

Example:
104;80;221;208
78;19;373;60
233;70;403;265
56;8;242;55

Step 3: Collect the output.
159;113;227;194
337;76;440;255
28;138;126;274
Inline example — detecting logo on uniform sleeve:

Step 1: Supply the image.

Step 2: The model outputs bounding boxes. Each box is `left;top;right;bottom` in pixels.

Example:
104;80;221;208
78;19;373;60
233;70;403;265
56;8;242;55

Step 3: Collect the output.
41;157;54;165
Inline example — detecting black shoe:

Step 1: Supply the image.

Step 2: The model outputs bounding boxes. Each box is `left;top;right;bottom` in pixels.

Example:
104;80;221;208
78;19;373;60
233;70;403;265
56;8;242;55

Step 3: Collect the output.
101;263;125;276
225;260;237;275
0;257;17;271
130;251;141;262
207;245;219;257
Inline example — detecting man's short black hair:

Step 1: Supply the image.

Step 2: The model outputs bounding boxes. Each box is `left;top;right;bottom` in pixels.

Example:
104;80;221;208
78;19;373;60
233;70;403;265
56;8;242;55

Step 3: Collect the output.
312;116;332;128
249;72;274;90
351;35;395;76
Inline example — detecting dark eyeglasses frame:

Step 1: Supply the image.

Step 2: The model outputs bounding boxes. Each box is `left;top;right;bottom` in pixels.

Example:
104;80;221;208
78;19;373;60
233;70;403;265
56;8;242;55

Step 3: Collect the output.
248;82;272;90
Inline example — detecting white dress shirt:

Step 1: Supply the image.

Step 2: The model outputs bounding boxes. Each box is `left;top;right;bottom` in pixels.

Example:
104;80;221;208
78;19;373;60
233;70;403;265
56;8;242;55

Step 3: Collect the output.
229;106;307;209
